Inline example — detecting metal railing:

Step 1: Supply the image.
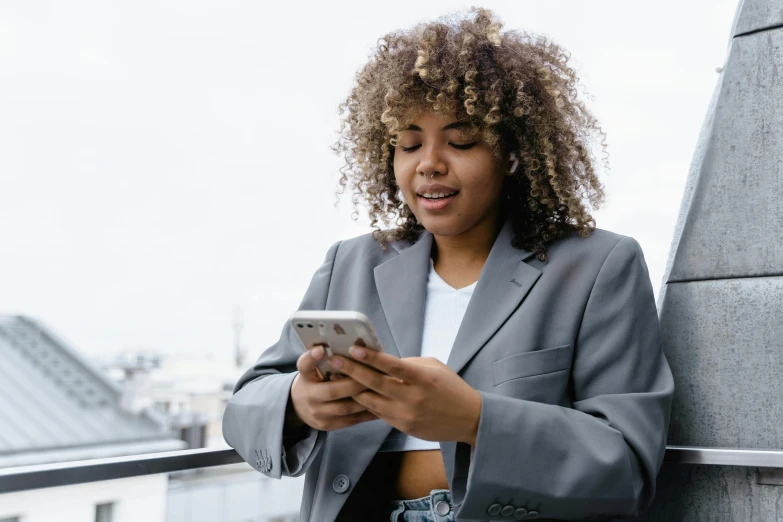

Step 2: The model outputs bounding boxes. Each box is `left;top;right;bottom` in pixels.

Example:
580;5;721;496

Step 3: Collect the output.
1;445;782;494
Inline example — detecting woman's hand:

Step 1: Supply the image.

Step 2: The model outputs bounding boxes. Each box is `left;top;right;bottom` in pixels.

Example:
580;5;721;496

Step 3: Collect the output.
289;345;379;432
328;346;482;445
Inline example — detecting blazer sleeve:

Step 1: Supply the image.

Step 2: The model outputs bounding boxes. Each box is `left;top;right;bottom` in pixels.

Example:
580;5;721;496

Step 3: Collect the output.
221;240;341;479
455;236;675;521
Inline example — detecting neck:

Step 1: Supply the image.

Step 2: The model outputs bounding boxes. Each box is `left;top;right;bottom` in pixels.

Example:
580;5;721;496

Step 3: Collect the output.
430;211;505;270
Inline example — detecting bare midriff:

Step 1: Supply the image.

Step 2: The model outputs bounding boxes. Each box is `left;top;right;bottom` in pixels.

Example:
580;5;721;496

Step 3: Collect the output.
369;449;449;500
395;449;449;499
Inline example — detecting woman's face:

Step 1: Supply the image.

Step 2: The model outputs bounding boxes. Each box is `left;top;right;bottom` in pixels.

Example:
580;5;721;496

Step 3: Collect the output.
393;110;507;239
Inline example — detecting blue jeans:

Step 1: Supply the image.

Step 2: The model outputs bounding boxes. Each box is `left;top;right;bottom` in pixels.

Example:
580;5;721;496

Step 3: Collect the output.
387;489;455;522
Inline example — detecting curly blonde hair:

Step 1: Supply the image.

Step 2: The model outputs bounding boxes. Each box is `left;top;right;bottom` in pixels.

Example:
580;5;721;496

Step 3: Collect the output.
331;7;607;262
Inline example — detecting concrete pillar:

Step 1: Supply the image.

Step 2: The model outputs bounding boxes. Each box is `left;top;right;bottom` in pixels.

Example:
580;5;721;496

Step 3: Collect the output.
637;0;783;519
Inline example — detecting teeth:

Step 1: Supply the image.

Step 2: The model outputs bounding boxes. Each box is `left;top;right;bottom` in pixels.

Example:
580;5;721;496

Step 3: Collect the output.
421;191;456;200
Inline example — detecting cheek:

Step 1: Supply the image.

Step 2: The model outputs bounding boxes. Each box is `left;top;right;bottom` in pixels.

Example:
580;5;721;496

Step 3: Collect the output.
393;158;415;190
485;163;506;193
392;175;411;206
393;171;406;195
467;169;505;198
392;155;404;178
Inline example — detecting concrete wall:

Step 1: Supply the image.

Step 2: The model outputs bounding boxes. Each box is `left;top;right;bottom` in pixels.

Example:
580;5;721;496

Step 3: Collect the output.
634;0;783;519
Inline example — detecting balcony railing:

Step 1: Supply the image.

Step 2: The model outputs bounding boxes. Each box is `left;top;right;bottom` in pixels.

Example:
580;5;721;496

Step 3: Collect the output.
1;445;782;494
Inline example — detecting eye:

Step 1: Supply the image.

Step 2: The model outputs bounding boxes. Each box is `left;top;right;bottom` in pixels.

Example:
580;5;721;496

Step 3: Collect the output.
400;142;477;152
450;142;477;150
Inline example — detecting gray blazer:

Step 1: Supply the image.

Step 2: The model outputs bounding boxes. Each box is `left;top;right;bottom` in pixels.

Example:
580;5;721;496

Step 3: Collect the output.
222;216;674;521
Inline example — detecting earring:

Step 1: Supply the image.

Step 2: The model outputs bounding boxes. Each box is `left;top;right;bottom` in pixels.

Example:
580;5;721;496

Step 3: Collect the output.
507;152;519;176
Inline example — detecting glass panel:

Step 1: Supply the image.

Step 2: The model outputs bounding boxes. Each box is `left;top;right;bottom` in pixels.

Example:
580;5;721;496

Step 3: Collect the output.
167;467;305;522
0;468;304;521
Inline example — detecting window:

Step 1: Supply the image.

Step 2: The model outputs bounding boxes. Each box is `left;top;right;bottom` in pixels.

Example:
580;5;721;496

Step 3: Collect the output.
179;424;207;448
95;502;114;522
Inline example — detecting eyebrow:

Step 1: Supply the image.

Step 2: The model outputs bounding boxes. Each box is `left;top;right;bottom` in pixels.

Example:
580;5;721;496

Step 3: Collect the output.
403;120;472;132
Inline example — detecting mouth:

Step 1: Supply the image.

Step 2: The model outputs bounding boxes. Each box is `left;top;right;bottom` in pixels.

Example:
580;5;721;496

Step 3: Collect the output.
418;190;459;200
417;191;459;210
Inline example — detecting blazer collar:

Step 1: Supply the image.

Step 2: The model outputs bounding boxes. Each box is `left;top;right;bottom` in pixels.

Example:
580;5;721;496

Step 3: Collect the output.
373;216;541;374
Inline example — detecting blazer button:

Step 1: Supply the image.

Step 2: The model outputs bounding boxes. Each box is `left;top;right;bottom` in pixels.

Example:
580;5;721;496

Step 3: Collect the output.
513;507;528;519
526;510;540;519
332;474;350;494
501;505;515;516
487;503;503;516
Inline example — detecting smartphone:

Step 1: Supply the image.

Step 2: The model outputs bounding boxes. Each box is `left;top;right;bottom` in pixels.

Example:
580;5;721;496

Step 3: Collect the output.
289;310;383;381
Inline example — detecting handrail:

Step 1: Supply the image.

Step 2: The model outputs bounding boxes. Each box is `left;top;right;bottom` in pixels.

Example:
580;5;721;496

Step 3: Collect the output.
0;447;243;494
663;445;783;467
0;445;782;494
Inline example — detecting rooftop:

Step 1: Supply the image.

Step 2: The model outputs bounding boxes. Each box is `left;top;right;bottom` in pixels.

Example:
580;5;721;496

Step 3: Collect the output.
0;315;186;467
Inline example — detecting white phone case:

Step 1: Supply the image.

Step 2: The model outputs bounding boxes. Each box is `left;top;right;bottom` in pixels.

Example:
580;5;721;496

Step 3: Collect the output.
289;310;383;381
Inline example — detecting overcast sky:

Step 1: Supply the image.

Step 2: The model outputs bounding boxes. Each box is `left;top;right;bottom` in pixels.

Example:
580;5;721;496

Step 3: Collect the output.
0;0;739;365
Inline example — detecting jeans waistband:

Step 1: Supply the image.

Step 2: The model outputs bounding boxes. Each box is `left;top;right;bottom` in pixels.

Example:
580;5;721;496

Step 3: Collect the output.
388;489;454;521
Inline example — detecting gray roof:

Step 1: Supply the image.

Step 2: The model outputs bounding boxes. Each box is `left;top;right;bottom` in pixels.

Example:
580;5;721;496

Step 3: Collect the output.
0;315;185;467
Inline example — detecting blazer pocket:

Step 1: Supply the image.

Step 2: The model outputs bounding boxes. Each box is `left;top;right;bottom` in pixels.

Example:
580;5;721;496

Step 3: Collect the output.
492;344;573;386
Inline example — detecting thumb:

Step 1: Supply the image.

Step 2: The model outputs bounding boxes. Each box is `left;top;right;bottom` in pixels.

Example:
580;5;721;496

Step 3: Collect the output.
297;344;327;381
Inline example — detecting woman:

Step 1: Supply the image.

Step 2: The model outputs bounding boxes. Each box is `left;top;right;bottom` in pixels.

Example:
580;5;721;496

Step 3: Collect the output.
223;7;674;522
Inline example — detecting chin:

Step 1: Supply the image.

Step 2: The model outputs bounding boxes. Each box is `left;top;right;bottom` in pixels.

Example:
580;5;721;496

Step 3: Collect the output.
418;217;466;237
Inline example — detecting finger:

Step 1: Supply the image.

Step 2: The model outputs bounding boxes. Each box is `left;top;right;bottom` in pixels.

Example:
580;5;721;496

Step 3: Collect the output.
318;397;369;418
324;410;378;431
347;345;416;383
331;355;402;398
352;389;394;418
314;376;370;402
296;345;326;381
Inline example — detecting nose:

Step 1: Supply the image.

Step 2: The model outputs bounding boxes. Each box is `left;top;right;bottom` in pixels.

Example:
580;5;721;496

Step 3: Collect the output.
417;144;447;178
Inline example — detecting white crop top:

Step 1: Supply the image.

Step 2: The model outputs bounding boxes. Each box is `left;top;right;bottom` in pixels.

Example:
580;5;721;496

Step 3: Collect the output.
378;257;477;452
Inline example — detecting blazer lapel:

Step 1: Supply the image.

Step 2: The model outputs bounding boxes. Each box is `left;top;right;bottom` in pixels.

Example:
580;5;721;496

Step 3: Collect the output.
446;218;541;375
373;229;433;359
372;217;541;372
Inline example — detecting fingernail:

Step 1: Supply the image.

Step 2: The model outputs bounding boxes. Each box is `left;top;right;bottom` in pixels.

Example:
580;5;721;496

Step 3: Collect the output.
350;346;366;359
330;357;343;369
310;346;323;359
